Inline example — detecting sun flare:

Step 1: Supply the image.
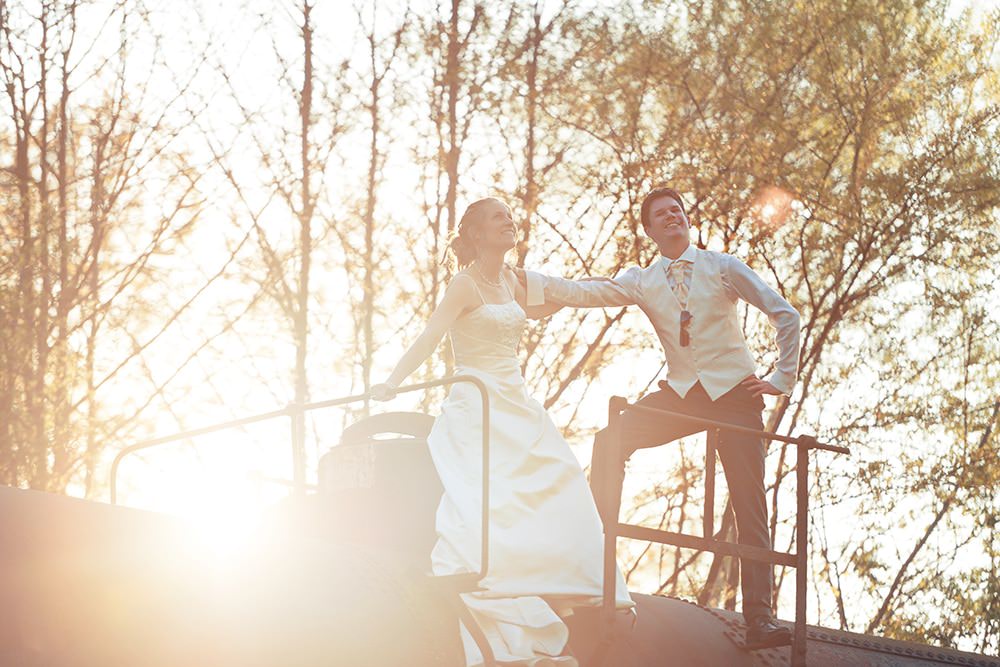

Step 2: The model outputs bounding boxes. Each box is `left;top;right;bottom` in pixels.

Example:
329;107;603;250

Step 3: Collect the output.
753;186;796;229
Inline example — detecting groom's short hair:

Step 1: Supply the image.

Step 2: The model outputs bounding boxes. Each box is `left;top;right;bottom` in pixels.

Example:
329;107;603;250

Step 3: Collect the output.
640;187;687;229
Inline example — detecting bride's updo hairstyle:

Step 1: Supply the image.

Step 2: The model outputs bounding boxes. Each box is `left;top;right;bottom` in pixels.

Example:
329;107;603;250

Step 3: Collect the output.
447;197;500;268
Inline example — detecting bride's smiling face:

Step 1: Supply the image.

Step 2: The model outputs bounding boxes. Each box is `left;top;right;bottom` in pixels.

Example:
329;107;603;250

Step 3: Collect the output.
472;199;517;252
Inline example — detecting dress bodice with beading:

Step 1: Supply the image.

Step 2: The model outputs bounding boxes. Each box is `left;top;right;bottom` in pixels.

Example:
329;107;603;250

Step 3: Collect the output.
449;301;526;368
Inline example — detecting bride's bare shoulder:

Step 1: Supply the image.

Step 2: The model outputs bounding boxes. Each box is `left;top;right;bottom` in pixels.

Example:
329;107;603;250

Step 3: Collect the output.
440;272;484;318
449;270;476;289
444;271;480;303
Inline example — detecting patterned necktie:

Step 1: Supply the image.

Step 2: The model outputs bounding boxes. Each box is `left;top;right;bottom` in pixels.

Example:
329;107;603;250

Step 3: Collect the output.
667;259;692;309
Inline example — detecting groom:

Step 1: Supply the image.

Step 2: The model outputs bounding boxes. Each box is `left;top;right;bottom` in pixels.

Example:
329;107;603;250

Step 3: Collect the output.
519;187;799;648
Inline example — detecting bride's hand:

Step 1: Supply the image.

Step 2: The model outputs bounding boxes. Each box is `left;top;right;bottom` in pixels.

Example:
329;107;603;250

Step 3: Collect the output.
370;382;397;402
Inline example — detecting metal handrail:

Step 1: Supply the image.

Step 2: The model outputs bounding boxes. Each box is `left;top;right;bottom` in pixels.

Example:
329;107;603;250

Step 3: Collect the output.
108;375;492;580
109;405;299;505
598;396;850;667
623;404;851;455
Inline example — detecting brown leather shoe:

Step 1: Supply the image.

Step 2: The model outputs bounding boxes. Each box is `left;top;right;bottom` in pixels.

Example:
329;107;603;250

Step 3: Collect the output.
745;617;792;649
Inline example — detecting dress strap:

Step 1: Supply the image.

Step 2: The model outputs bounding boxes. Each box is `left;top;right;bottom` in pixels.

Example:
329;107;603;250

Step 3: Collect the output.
500;272;515;302
466;273;487;305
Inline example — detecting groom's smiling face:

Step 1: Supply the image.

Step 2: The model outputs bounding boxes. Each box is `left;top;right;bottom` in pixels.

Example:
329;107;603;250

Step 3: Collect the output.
645;195;690;244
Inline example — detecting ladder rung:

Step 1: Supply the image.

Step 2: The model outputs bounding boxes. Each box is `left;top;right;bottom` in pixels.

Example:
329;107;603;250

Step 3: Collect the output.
616;523;798;567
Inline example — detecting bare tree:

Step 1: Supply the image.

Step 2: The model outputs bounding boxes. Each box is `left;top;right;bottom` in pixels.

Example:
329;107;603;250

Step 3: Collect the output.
0;0;239;495
192;0;356;487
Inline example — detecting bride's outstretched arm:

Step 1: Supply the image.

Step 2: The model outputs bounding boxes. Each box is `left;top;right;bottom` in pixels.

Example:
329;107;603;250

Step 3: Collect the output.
372;274;478;400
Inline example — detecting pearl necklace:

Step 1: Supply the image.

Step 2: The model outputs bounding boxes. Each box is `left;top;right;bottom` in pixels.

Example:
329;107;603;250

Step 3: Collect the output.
473;263;503;288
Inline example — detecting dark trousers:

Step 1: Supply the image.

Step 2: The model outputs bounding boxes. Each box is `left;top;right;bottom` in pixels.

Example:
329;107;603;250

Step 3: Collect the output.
591;381;773;622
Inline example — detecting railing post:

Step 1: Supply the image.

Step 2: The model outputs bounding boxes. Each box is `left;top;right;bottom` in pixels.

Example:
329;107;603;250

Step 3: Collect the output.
479;378;491;581
602;397;627;630
289;402;306;495
793;440;809;666
591;395;630;667
704;429;718;539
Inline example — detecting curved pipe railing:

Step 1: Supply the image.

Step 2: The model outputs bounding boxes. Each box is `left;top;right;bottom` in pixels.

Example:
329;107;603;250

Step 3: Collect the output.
109;374;491;580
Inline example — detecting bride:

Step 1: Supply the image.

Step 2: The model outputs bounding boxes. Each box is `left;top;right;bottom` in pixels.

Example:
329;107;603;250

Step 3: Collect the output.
372;197;633;667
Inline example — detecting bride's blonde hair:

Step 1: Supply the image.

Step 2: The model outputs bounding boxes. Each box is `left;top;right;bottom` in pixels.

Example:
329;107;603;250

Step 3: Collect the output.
447;197;505;268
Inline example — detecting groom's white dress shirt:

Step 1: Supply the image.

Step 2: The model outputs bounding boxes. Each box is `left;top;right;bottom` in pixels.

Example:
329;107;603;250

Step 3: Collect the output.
525;246;800;400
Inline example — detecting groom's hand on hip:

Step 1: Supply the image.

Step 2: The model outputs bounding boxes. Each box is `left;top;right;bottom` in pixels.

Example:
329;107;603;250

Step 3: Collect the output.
741;375;782;397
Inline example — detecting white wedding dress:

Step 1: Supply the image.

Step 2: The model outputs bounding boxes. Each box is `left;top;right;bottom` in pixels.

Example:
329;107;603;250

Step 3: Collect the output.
427;287;634;666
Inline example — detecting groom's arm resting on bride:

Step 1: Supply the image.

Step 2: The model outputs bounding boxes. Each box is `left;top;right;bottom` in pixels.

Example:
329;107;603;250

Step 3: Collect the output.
371;274;481;402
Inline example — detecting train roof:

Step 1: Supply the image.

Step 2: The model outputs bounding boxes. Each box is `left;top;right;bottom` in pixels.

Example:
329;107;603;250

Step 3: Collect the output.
578;593;1000;667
